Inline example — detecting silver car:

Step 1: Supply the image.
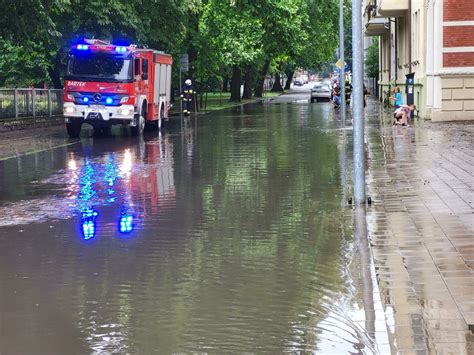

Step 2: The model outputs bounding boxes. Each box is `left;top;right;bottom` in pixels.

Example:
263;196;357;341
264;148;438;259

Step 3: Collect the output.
310;84;331;103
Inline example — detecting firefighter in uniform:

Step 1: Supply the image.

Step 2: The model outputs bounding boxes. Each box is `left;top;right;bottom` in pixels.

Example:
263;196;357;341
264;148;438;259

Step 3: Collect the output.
181;79;194;116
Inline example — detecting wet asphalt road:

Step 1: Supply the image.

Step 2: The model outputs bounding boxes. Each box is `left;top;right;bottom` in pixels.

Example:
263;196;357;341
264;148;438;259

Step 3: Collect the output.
0;88;387;353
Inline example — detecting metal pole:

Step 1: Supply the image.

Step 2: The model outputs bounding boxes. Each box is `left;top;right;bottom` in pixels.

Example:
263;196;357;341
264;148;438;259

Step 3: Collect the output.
179;66;183;116
354;205;376;340
47;89;52;117
32;89;36;118
339;0;346;124
352;0;366;204
14;89;18;118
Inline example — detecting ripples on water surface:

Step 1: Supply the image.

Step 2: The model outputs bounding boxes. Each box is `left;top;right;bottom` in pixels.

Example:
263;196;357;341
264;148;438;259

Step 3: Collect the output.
0;102;383;353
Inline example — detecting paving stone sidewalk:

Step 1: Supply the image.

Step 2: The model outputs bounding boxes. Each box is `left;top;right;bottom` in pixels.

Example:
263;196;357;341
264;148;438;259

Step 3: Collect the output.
364;101;473;354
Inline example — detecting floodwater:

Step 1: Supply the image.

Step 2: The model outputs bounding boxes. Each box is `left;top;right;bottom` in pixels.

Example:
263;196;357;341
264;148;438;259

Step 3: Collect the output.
0;95;387;353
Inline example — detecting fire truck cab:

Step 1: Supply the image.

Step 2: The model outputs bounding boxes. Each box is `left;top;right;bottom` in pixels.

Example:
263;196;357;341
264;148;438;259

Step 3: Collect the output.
63;39;173;138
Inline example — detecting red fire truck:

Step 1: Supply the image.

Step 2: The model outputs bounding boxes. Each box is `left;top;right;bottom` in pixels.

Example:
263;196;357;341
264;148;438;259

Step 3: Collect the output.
63;39;173;138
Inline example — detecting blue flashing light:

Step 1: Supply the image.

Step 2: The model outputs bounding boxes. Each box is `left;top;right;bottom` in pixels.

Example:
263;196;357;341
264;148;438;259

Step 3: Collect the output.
115;46;127;53
83;97;89;103
119;215;134;233
106;97;113;105
81;209;98;240
77;44;89;50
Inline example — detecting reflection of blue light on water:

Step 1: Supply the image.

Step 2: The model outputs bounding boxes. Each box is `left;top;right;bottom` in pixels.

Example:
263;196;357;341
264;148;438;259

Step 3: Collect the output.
79;161;96;202
119;214;134;233
104;155;118;196
82;221;95;239
81;209;98;239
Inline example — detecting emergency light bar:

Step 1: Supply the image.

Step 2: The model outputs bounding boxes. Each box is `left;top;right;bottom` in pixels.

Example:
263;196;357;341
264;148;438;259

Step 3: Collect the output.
76;41;131;52
84;38;110;45
75;45;130;53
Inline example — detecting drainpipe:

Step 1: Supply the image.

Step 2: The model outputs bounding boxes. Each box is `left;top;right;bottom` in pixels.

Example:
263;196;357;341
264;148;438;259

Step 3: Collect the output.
395;18;398;83
381;36;385;100
408;0;412;74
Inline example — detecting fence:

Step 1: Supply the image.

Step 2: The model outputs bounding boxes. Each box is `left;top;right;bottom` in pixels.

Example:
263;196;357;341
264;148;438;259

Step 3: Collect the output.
0;89;63;120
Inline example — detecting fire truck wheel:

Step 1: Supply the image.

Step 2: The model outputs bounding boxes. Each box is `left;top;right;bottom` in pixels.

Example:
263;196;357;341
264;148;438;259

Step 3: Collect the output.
66;120;82;138
131;112;145;136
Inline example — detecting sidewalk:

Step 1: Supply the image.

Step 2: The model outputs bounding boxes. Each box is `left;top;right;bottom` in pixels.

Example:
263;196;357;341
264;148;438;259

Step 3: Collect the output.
364;100;474;354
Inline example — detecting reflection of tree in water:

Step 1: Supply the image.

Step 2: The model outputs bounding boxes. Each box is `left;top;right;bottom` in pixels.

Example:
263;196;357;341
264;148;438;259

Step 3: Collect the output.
159;107;354;352
49;107;351;352
1;107;363;353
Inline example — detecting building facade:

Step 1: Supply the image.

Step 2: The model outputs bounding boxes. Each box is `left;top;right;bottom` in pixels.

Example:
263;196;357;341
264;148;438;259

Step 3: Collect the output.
364;0;474;121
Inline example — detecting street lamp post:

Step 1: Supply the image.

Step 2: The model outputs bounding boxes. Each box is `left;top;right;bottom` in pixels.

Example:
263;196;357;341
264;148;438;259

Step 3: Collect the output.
339;0;346;125
352;0;366;204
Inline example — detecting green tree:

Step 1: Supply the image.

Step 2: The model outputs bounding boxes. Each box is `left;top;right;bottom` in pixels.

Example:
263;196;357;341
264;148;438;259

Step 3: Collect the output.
295;0;339;71
253;0;309;97
343;0;352;69
365;37;379;78
199;0;264;101
0;0;343;92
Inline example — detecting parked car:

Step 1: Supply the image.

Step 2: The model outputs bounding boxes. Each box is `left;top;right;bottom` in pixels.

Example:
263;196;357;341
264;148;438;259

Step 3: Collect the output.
293;78;304;86
310;84;331;103
322;79;332;87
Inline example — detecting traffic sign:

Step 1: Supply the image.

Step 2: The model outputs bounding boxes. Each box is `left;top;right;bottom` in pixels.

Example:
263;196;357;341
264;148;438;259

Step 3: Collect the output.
180;54;189;72
336;59;349;71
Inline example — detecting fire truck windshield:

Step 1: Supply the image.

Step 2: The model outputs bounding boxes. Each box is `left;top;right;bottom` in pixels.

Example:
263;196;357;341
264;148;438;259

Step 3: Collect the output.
66;51;133;82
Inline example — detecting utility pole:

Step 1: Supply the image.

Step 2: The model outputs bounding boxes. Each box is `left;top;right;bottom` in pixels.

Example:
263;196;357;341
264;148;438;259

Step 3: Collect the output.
352;0;366;204
339;0;346;125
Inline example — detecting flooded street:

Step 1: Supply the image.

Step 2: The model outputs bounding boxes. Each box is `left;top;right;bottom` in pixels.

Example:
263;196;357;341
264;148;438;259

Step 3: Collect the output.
0;95;387;353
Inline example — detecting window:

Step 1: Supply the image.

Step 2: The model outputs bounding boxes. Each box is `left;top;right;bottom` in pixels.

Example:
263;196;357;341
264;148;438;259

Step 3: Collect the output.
134;58;140;76
66;52;132;82
142;59;148;74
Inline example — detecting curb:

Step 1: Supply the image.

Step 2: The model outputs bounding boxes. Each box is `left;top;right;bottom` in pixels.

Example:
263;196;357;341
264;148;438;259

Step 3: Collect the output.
0;116;64;132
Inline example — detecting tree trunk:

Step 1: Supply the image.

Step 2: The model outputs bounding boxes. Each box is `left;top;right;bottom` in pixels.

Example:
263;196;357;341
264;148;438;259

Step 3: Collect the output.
48;49;65;89
222;76;229;92
230;66;241;102
242;69;253;100
254;60;271;98
271;72;284;92
284;70;295;90
48;67;62;89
